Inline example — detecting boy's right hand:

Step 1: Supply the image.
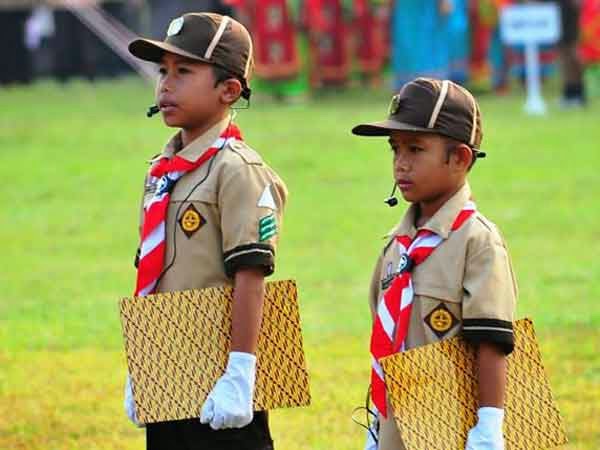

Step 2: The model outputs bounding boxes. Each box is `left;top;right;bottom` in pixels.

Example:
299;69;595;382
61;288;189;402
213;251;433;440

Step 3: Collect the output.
465;407;504;450
199;351;256;430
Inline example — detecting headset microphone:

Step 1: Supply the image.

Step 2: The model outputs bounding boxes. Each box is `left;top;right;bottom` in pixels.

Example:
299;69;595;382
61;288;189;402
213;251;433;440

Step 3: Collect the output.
147;105;160;117
384;183;399;207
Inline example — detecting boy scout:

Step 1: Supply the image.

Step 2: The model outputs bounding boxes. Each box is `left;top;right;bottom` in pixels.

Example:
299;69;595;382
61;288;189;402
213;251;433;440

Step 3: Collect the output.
352;78;517;450
124;13;287;450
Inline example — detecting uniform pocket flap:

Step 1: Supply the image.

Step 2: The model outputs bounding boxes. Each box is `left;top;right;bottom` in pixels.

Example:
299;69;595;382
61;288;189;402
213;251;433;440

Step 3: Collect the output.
413;285;460;303
170;188;217;204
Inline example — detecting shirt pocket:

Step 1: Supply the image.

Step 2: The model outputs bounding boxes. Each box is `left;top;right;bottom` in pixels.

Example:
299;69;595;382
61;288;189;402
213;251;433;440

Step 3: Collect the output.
168;188;219;238
414;284;462;340
169;187;217;205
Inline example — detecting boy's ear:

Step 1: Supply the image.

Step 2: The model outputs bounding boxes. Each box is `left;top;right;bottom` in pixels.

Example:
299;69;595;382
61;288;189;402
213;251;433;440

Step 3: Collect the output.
451;144;474;171
219;78;243;105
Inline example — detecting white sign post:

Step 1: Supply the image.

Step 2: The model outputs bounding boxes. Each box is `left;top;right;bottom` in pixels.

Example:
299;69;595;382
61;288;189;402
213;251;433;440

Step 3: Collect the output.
500;3;561;115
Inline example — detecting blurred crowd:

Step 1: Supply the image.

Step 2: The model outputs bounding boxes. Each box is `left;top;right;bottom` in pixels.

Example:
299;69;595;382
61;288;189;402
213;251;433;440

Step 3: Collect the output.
2;0;600;104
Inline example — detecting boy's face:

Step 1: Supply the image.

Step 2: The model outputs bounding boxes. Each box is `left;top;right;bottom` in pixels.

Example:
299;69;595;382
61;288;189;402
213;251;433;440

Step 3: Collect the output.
389;131;468;206
155;53;224;130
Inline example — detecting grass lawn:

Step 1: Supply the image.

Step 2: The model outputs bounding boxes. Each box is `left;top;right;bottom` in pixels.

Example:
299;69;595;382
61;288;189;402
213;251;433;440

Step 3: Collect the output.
1;78;599;449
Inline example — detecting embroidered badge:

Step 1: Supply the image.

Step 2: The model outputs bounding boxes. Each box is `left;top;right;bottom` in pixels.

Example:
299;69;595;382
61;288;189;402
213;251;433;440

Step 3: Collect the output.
257;184;277;210
381;262;395;291
424;303;459;338
167;17;184;36
258;213;277;242
144;177;158;195
389;94;401;116
179;204;206;238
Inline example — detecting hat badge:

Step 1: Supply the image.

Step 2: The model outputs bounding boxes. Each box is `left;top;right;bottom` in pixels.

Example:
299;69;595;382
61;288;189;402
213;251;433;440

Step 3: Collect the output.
167;17;184;37
388;94;401;116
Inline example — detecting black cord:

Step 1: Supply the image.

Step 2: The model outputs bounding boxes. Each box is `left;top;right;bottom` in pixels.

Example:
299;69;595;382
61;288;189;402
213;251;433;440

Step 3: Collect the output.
351;384;379;444
153;116;234;288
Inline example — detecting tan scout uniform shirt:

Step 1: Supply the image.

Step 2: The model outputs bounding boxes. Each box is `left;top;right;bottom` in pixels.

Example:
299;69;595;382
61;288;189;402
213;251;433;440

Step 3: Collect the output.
370;183;517;450
138;117;287;292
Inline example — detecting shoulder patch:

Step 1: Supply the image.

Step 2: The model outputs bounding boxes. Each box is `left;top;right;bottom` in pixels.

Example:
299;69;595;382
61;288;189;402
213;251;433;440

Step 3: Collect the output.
228;140;263;166
258;184;277;210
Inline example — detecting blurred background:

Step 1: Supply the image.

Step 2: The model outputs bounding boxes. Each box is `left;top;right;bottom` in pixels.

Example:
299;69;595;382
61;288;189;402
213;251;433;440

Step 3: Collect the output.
1;1;599;449
2;0;599;102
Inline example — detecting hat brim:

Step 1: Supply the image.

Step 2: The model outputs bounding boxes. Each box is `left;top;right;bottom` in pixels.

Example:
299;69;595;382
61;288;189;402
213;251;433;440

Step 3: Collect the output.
351;119;432;137
128;38;211;64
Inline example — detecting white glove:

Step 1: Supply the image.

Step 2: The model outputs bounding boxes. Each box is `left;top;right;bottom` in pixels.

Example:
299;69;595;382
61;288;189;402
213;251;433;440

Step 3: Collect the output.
364;416;379;450
199;351;256;430
124;374;143;427
465;407;505;450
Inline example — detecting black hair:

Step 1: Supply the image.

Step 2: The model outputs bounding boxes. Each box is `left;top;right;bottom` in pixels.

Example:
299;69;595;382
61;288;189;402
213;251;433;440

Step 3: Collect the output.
444;137;479;171
211;65;251;102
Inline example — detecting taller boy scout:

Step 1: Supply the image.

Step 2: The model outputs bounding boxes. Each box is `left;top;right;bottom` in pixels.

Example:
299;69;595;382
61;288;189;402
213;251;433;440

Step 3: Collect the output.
124;13;287;450
352;78;517;450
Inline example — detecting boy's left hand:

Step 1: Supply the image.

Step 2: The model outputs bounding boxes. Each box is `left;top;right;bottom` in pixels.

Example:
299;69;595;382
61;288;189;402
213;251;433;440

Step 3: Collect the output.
199;351;256;430
465;407;505;450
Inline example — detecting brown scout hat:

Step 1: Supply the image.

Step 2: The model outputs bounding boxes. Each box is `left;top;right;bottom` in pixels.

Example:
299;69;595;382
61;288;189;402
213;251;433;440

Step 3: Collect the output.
352;78;485;155
129;13;254;93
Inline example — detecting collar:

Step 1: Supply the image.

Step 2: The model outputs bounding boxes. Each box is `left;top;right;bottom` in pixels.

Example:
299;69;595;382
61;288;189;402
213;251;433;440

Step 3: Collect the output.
395;182;472;239
157;116;231;162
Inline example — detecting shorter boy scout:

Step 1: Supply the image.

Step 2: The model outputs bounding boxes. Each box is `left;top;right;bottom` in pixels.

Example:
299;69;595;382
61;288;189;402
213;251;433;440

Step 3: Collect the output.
352;78;517;450
124;13;287;450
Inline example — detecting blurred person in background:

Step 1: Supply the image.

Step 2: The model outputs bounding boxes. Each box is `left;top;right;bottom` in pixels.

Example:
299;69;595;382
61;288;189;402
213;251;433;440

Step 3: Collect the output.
0;0;33;85
304;0;350;88
552;0;587;107
468;0;498;92
26;5;55;78
578;0;599;99
447;0;470;84
467;0;513;94
352;0;389;88
229;0;308;102
390;0;469;89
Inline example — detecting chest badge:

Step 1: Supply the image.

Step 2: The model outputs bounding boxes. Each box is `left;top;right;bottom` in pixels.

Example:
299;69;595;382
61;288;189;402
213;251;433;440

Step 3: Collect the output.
381;261;395;291
179;204;206;238
167;17;184;36
424;303;458;338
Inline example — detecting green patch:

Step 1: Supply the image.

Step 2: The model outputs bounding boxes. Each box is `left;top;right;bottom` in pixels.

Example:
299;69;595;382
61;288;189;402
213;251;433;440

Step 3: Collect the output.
259;213;277;241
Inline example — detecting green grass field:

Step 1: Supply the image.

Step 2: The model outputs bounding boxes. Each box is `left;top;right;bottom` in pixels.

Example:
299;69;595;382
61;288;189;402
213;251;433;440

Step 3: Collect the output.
1;79;599;450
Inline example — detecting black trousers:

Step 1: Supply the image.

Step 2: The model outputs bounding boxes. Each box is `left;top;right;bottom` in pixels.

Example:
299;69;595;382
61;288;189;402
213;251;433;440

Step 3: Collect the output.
146;412;273;450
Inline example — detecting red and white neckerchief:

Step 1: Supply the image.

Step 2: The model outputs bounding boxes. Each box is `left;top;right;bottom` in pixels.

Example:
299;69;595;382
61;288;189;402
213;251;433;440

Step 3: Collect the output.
369;201;476;418
134;123;243;296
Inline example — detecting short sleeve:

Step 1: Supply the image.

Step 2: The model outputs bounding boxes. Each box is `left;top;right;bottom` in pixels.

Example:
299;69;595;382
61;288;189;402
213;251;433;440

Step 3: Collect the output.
219;163;287;278
462;239;518;354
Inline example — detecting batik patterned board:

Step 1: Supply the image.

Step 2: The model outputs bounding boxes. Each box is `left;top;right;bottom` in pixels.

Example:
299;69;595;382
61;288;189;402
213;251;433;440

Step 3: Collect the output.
120;279;311;424
380;319;567;450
